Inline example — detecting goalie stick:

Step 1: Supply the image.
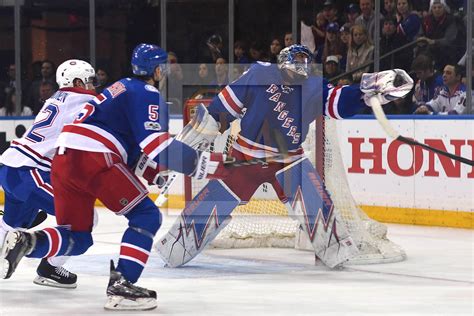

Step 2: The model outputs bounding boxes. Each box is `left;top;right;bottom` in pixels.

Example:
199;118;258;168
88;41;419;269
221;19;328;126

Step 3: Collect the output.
368;96;474;167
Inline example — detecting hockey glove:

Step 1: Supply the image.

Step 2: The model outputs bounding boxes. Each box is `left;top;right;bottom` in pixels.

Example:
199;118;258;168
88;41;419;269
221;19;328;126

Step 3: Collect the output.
192;151;231;180
134;153;168;187
360;69;414;105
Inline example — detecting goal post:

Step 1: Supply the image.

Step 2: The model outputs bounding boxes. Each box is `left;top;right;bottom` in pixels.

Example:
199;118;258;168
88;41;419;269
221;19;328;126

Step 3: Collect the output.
183;96;406;265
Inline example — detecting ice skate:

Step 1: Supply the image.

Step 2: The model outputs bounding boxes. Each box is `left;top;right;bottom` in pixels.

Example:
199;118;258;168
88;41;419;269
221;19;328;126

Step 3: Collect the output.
1;231;36;279
34;258;77;289
104;260;157;311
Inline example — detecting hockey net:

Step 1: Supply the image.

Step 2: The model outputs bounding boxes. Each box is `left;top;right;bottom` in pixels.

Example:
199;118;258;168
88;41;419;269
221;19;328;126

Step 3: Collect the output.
184;100;406;265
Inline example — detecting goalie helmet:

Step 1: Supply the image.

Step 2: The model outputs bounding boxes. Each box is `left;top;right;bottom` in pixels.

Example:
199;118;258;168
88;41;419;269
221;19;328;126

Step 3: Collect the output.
56;59;95;89
131;43;168;77
277;44;313;78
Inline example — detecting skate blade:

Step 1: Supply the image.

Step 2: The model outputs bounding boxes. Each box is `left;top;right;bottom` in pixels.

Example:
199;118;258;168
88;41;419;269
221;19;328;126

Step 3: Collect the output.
33;276;77;289
104;295;157;311
1;232;19;279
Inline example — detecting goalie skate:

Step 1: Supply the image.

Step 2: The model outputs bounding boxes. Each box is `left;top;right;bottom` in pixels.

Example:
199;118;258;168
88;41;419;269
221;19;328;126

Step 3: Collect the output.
104;260;157;311
1;231;36;279
33;258;77;289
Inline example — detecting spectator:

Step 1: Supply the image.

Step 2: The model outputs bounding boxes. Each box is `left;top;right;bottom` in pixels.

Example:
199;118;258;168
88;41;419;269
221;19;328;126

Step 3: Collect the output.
284;31;294;47
346;24;374;82
168;52;184;82
323;55;342;84
355;0;384;41
311;12;327;52
35;81;56;112
418;0;465;69
195;63;212;85
269;37;283;63
345;3;361;26
316;23;345;67
0;64;16;106
383;0;397;18
234;40;250;64
249;41;266;62
212;57;228;89
411;54;444;106
30;60;42;81
0;88;33;116
95;65;112;94
204;34;225;63
380;16;404;70
396;0;421;43
414;64;466;114
322;0;344;26
26;60;58;114
339;23;351;70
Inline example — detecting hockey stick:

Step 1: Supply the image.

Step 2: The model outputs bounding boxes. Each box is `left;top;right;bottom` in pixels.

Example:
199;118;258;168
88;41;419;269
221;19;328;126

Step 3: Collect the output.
368;96;474;166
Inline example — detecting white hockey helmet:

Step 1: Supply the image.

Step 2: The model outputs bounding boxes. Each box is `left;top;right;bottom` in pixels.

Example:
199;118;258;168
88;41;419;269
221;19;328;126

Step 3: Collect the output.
56;59;95;88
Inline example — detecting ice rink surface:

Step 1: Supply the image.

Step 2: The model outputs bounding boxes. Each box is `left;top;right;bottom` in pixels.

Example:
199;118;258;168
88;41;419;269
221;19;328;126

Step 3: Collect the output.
0;207;472;316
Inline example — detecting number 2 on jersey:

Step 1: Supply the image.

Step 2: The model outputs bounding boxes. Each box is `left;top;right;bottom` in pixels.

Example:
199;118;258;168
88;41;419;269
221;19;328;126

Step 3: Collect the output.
25;104;59;142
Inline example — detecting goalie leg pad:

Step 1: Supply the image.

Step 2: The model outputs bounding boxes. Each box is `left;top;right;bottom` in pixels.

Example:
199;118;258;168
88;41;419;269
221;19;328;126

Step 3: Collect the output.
155;180;240;267
275;158;359;268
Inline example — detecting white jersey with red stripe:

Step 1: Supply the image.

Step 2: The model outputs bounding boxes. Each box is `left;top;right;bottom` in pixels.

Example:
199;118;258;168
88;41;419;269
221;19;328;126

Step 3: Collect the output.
55;78;197;174
0;87;97;171
207;62;365;162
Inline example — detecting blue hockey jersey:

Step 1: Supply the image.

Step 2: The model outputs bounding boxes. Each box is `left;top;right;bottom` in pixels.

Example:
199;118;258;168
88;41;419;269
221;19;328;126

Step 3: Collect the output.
207;62;365;162
56;78;197;174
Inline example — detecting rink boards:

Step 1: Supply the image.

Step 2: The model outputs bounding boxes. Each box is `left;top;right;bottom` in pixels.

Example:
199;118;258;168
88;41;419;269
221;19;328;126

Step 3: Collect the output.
0;115;472;229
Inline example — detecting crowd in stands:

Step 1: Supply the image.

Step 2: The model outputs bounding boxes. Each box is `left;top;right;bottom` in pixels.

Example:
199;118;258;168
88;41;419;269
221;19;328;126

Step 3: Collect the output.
0;0;470;116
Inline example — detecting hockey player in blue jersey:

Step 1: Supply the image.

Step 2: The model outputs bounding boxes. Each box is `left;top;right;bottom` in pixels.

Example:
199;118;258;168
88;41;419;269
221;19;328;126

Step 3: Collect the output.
0;59;97;288
1;43;229;311
155;44;413;268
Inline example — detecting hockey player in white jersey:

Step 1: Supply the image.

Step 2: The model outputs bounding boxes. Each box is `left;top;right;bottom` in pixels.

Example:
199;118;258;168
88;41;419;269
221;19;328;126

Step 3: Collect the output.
0;59;97;288
155;44;413;268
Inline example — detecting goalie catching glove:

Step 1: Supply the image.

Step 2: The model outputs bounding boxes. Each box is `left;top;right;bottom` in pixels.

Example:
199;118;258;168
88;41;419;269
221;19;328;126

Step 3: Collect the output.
360;69;414;105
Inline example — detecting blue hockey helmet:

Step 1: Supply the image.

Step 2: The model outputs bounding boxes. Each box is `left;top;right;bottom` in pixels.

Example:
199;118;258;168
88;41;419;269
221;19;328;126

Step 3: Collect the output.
131;43;168;77
277;44;313;78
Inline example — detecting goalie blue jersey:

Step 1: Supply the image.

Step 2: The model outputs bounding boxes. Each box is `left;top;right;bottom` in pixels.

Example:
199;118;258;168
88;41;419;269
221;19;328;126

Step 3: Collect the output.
56;78;197;174
207;62;365;162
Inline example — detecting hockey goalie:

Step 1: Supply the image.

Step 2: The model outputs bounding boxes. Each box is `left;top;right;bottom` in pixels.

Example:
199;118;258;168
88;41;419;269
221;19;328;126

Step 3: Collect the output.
154;44;413;268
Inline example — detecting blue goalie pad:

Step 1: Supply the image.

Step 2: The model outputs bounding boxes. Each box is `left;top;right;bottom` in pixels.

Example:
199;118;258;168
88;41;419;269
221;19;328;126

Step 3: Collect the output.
275;158;333;242
275;158;359;268
155;180;240;267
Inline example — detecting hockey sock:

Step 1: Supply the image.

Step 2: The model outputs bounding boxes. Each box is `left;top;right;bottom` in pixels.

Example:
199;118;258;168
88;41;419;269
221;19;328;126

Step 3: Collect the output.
117;226;154;283
117;198;162;283
28;228;93;258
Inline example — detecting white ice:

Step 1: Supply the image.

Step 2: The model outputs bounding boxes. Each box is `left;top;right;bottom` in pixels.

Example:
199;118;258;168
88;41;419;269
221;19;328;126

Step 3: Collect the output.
0;207;472;316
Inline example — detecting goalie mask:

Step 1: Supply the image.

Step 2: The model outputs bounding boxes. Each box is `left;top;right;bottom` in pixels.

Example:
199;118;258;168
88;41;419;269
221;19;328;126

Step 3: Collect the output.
56;59;96;89
277;44;313;79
